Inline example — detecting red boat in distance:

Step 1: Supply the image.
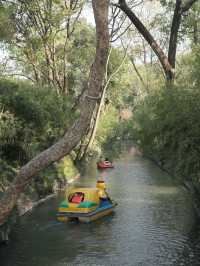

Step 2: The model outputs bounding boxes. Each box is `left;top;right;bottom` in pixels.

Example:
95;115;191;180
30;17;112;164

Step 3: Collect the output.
97;160;114;169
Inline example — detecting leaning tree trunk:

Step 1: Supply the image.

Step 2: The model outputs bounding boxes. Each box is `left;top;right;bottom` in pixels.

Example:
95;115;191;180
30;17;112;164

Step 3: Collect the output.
75;47;113;161
117;0;174;81
84;45;128;154
0;0;110;226
117;0;198;82
168;0;182;69
77;45;128;160
82;82;107;157
168;0;199;68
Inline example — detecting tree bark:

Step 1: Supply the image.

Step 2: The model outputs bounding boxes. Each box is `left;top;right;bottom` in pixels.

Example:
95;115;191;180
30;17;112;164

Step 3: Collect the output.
117;0;174;81
168;0;183;69
0;0;110;226
77;45;128;159
75;47;113;160
82;82;107;157
117;0;198;81
168;0;198;69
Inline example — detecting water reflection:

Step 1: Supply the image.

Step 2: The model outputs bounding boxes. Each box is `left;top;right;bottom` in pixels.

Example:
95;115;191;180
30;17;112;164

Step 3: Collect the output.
0;144;200;266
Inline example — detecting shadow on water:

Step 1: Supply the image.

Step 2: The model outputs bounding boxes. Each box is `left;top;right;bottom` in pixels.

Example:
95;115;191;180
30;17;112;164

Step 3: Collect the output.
1;142;200;266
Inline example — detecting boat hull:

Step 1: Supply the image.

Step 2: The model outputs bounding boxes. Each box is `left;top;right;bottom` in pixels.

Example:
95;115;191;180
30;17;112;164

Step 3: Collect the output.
57;202;116;223
79;207;114;222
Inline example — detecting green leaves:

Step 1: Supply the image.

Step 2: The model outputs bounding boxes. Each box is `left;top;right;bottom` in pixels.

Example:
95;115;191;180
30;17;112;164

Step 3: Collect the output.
133;84;200;181
0;5;15;42
0;79;73;164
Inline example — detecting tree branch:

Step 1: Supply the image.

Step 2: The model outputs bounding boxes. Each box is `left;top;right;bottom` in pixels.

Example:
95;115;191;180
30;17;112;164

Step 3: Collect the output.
116;0;174;81
0;0;110;226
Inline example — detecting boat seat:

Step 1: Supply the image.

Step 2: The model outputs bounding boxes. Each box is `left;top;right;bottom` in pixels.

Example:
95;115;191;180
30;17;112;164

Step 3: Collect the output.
70;193;84;204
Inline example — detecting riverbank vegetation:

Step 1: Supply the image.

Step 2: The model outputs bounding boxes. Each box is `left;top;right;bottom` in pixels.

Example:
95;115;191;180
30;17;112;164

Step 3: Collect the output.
131;54;200;183
0;0;200;235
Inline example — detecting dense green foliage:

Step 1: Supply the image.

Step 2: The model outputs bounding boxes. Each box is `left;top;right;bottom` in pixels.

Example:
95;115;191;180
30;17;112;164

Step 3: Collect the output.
0;79;76;194
0;4;15;41
97;45;200;185
0;0;94;95
126;48;200;183
133;88;200;181
1;0;200;197
0;79;73;164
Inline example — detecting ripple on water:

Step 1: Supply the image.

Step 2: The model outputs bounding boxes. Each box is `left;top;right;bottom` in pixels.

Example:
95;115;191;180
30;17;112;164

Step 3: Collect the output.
0;148;199;266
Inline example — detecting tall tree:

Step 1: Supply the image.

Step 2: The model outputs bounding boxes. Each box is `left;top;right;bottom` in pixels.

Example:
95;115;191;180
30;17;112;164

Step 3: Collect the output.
0;0;86;94
0;0;110;226
113;0;198;81
168;0;199;68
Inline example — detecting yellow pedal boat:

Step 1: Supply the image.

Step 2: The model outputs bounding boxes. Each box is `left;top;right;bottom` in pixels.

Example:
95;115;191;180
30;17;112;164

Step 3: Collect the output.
57;180;117;222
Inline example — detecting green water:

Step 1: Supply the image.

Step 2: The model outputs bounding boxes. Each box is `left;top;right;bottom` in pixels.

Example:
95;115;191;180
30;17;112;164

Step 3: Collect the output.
1;145;200;266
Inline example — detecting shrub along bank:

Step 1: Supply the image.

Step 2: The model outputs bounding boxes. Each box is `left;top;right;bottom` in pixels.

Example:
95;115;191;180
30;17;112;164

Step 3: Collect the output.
132;88;200;183
127;48;200;197
0;79;79;243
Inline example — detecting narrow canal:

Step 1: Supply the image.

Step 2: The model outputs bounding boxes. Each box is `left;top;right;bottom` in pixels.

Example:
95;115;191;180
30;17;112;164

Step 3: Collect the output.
1;145;200;266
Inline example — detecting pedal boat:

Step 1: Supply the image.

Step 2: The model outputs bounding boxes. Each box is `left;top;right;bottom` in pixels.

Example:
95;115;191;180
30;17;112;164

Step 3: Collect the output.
97;161;114;169
57;180;117;222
